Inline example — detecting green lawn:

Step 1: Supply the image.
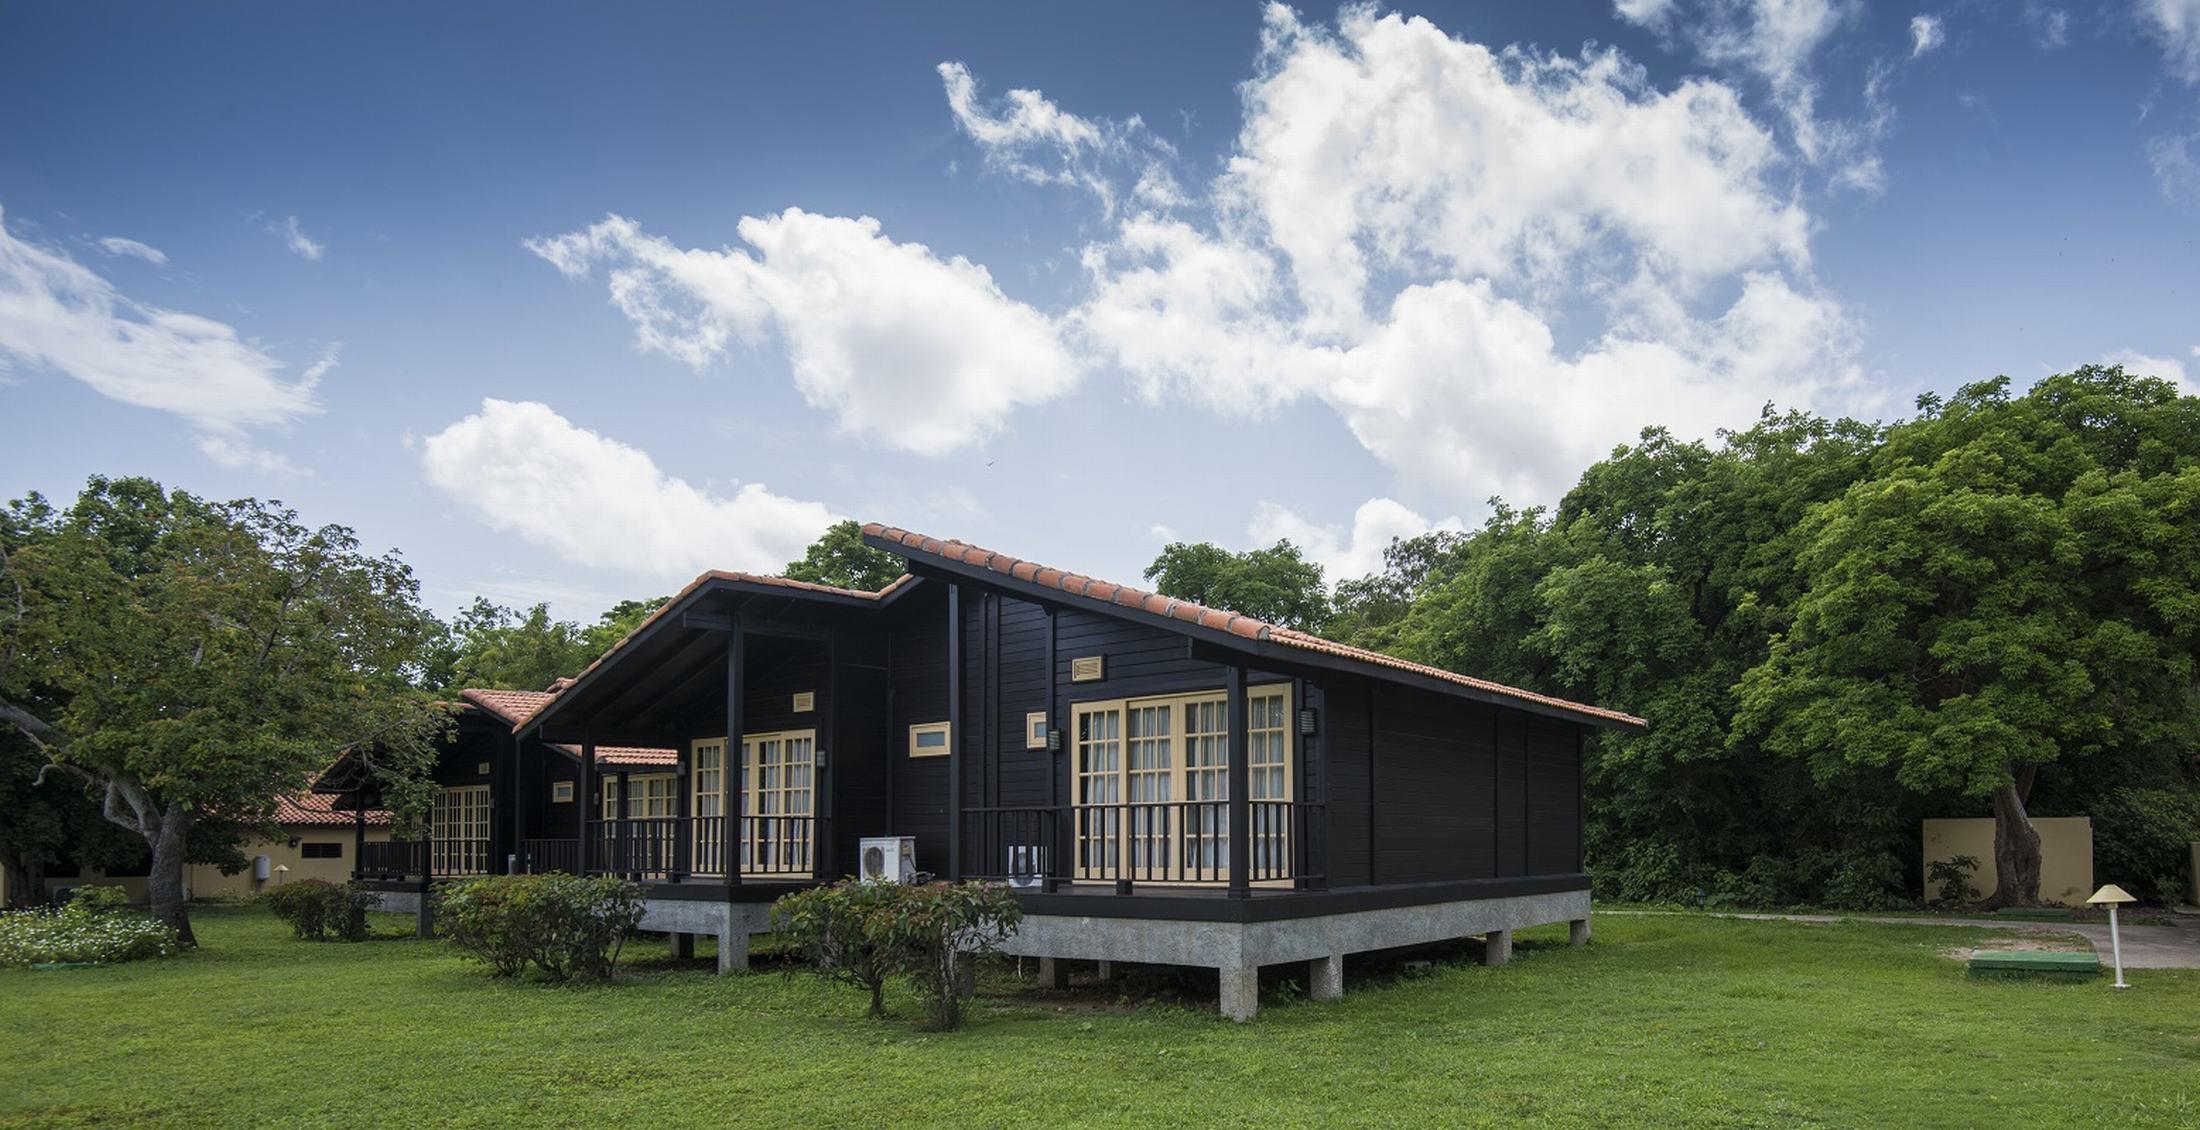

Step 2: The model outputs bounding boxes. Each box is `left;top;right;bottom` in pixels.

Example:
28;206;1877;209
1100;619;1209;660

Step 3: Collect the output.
2;906;2196;1128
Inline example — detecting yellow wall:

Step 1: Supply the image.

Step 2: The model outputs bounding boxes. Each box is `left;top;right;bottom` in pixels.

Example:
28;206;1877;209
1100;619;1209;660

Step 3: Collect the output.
1921;816;2094;906
36;827;391;905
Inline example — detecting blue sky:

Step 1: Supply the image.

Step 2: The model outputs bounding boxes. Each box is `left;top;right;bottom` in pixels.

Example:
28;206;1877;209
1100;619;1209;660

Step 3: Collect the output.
4;1;2197;620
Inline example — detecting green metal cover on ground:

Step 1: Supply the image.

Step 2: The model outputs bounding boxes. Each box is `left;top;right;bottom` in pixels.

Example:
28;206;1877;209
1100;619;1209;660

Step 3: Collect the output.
1992;907;2076;921
1967;950;2099;979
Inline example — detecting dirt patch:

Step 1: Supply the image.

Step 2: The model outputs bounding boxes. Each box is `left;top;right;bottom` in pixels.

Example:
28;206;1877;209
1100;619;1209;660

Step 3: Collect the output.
1940;932;2093;963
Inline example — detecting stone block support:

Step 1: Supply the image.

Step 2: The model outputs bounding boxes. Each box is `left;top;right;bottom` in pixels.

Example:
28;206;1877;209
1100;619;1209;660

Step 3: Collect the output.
717;926;749;974
1039;956;1071;989
1569;917;1591;946
1483;928;1513;966
1220;963;1260;1023
1096;960;1117;981
1310;953;1344;1002
671;932;695;960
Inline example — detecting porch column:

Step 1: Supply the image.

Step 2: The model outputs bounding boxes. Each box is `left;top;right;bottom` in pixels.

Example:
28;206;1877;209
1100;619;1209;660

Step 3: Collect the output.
351;803;366;882
674;747;691;883
579;741;596;875
724;620;744;889
946;582;964;881
616;770;631;880
1226;662;1250;899
509;737;527;874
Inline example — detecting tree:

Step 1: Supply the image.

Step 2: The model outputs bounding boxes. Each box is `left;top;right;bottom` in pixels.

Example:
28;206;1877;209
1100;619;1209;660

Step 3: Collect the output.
781;520;906;592
1142;540;1329;631
1733;371;2200;905
423;595;668;693
0;729;141;908
0;477;451;942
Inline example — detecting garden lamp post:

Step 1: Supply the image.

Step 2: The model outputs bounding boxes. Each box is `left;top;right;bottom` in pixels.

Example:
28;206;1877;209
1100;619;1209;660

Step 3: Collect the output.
2087;884;2136;989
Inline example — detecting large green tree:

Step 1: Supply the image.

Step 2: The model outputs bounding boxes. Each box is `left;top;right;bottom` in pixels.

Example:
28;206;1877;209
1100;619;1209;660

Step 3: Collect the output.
1735;370;2200;905
0;477;450;941
1142;540;1329;630
781;520;906;592
421;595;667;693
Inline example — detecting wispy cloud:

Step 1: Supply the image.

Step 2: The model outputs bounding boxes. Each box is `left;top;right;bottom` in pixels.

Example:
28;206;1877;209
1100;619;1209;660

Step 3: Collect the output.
2141;0;2200;85
1909;14;1945;58
0;202;322;466
95;235;168;266
265;214;325;260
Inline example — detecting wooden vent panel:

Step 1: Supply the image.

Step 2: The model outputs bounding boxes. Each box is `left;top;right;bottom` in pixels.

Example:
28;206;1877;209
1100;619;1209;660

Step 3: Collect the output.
1069;655;1105;682
792;691;815;712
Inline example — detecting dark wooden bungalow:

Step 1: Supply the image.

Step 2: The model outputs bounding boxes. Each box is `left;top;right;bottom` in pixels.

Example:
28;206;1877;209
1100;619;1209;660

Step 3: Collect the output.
347;524;1644;1019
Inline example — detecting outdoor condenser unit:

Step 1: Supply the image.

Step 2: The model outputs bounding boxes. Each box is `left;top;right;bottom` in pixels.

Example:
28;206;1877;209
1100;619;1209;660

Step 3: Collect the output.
859;836;917;884
1005;845;1048;890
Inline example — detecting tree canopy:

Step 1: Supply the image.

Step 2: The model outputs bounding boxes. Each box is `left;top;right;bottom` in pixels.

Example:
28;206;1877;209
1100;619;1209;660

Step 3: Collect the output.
1142;540;1329;630
781;520;906;592
0;477;451;940
424;595;666;693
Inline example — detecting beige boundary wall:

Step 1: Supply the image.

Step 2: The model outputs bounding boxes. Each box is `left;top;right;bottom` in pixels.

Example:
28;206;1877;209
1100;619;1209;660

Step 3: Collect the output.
1921;816;2093;906
34;826;392;905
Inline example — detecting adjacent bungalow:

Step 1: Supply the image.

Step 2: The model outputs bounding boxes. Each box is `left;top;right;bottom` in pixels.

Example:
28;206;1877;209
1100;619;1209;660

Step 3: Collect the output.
337;524;1644;1020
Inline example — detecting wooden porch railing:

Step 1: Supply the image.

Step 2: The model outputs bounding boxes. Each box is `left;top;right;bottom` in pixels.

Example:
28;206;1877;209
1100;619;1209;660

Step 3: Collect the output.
511;815;820;882
355;838;493;880
963;801;1325;889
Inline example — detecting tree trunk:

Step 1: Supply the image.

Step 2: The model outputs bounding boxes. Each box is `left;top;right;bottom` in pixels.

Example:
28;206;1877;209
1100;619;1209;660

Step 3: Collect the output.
1987;772;2043;908
147;805;196;947
2;856;35;909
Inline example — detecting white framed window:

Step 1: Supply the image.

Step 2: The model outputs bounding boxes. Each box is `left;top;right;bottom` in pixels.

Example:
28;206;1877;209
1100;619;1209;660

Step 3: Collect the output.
1025;711;1049;750
743;730;815;876
551;780;574;803
908;721;951;758
1070;685;1294;883
432;784;491;876
601;773;676;820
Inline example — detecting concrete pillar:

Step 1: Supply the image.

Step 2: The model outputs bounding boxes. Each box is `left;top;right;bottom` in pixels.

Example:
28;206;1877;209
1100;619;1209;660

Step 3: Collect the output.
1038;956;1070;989
1220;962;1259;1022
1095;960;1117;981
1483;929;1512;967
416;888;434;939
671;932;695;960
1569;917;1592;947
717;926;749;974
1309;953;1344;1003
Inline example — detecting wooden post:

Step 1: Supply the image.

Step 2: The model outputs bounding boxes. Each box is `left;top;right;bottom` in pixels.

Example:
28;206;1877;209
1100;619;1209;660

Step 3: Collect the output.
616;770;631;879
351;802;366;882
1227;662;1250;899
579;741;596;876
947;582;964;882
510;736;527;874
674;744;691;883
725;620;745;890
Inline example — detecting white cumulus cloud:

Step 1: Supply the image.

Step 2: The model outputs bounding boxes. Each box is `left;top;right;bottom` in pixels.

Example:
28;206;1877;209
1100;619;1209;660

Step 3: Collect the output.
420;398;841;581
2104;348;2193;393
0;203;322;455
937;61;1180;213
526;209;1081;456
95;236;168;266
1249;498;1464;584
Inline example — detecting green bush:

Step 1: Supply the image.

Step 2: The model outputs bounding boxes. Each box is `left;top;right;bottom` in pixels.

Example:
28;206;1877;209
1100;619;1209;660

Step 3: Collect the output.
1926;855;1981;906
2091;788;2200;905
67;885;133;915
0;897;180;968
437;873;645;982
263;879;374;941
772;879;1022;1031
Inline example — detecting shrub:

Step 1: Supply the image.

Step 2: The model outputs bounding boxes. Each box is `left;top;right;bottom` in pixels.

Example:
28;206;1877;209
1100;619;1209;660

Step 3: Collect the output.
0;899;180;968
1927;854;1981;906
68;885;133;915
773;879;1023;1031
264;879;374;941
438;873;645;982
2091;788;2200;905
772;880;901;1017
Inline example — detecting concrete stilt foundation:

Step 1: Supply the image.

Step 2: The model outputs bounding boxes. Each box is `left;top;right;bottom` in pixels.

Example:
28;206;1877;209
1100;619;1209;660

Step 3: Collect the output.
1569;917;1591;946
1095;960;1117;981
671;932;696;960
1039;956;1071;989
1482;928;1513;966
1001;887;1588;1021
636;898;770;975
1309;953;1344;1002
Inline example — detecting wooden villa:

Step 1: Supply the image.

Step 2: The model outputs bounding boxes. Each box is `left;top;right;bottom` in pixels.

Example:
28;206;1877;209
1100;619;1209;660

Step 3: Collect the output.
329;524;1644;1020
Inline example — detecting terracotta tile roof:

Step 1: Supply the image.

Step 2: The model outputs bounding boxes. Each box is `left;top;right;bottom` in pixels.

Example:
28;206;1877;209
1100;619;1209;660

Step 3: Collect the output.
276;788;390;827
461;688;556;728
591;747;678;768
863;523;1647;731
511;569;916;735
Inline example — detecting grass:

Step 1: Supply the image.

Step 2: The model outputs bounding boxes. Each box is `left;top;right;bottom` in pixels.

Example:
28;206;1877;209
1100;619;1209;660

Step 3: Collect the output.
2;906;2196;1128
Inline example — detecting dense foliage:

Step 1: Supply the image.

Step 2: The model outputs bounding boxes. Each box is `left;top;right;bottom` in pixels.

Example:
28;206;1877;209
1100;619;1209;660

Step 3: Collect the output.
1143;539;1329;630
1152;368;2200;907
781;520;906;592
437;873;646;982
0;886;180;968
423;596;666;694
773;879;1023;1030
0;477;452;943
263;879;374;941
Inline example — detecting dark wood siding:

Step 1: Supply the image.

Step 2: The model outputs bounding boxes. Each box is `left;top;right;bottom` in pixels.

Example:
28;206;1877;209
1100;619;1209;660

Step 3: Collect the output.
1321;674;1373;888
1370;683;1493;884
887;584;951;874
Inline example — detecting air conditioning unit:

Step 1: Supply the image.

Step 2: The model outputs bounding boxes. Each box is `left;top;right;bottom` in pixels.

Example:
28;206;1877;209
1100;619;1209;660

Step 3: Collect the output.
1005;844;1048;890
860;836;917;884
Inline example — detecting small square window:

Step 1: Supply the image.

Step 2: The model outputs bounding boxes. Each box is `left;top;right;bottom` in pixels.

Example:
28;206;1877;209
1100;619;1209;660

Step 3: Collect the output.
1025;712;1048;750
552;781;575;803
476;761;491;776
908;721;951;758
792;691;816;713
300;842;342;859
